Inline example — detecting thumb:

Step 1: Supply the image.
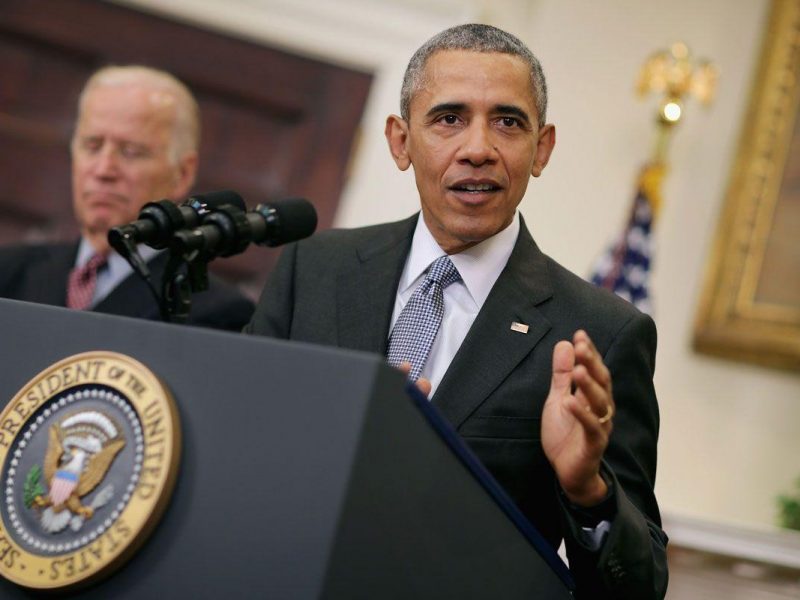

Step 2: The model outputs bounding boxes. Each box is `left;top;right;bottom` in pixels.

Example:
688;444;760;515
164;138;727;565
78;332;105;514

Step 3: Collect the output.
550;340;575;397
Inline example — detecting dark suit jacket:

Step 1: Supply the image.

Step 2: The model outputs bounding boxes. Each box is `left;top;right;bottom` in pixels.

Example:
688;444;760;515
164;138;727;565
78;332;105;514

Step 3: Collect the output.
245;215;668;599
0;242;254;332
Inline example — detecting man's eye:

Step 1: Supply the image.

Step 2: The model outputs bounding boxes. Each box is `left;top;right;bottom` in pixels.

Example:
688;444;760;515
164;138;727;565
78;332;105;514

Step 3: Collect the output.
499;117;520;127
439;114;459;125
81;138;102;153
119;144;149;159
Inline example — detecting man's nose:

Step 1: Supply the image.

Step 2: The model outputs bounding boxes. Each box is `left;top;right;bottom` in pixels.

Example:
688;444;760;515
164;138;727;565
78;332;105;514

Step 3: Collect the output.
457;121;498;166
92;145;121;178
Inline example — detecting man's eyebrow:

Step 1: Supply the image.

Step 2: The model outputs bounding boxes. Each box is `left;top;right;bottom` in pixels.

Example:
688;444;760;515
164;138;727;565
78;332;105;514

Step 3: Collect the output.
495;104;532;125
425;102;466;117
425;102;534;126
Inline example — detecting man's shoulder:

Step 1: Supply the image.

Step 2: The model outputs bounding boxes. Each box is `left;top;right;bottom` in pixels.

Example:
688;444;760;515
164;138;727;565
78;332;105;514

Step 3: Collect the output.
540;252;654;337
0;241;75;302
0;241;73;263
0;241;74;280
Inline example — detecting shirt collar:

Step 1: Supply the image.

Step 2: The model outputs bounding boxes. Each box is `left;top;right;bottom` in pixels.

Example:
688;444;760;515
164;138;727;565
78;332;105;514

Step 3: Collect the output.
76;236;159;278
399;212;520;309
75;237;99;268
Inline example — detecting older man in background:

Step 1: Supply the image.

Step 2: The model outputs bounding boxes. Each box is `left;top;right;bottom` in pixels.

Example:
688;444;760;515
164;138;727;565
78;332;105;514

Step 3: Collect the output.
0;65;253;330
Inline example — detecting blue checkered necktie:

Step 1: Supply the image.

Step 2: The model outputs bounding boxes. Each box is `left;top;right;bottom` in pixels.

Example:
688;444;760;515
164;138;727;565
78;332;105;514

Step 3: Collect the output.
386;255;462;381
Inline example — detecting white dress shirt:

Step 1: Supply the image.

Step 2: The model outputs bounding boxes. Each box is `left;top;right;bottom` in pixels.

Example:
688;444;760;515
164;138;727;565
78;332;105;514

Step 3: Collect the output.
389;213;520;397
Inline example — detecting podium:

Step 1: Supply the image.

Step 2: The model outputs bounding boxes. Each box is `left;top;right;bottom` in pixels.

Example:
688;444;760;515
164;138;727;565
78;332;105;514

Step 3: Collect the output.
0;298;574;598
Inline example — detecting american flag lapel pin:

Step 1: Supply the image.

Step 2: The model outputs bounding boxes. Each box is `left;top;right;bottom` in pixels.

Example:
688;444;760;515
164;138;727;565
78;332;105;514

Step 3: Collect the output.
510;322;529;334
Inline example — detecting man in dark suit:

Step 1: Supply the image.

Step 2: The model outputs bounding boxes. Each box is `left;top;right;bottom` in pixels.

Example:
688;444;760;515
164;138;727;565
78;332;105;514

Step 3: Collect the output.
246;24;667;598
0;65;253;331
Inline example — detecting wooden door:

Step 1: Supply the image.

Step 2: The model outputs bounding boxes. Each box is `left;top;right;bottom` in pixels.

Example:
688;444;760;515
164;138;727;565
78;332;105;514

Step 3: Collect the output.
0;0;372;296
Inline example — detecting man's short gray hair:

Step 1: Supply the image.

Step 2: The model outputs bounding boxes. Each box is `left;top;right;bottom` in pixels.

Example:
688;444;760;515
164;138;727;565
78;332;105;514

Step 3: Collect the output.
400;23;548;128
76;65;200;163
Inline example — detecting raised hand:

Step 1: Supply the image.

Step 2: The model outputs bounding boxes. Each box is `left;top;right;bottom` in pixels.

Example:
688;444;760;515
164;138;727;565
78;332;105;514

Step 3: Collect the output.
541;330;614;506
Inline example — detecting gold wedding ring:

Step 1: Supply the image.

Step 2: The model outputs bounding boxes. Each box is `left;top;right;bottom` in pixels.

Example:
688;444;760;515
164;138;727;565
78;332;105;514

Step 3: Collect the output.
598;404;614;424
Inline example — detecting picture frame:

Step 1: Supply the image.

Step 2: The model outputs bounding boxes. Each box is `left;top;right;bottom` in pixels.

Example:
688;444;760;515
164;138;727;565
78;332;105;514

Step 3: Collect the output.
694;0;800;371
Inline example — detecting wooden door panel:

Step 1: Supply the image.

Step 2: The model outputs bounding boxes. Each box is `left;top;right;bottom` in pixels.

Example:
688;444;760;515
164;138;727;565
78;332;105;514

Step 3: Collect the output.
0;0;372;295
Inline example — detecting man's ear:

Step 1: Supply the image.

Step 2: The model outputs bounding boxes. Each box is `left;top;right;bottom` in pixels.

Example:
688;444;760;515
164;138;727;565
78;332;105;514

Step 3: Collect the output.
385;114;412;171
170;151;199;199
531;124;556;178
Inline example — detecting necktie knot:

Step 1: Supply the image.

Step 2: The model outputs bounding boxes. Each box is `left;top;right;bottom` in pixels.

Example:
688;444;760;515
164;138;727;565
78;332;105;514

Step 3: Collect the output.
425;255;461;288
67;253;108;310
78;253;107;281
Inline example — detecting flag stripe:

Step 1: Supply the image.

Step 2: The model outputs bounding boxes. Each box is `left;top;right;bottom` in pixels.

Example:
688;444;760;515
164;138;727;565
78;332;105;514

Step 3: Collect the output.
589;165;658;316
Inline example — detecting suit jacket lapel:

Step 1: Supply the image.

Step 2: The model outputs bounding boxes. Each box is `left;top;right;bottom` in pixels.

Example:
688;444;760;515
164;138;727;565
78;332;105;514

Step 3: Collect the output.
433;220;554;428
93;252;167;318
337;216;417;354
25;244;76;306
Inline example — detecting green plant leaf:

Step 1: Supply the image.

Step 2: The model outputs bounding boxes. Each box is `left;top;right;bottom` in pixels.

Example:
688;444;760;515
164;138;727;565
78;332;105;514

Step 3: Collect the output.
23;464;45;509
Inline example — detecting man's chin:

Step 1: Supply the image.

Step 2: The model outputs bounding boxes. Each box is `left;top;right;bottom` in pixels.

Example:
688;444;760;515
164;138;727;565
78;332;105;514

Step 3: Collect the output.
452;216;509;242
82;213;127;236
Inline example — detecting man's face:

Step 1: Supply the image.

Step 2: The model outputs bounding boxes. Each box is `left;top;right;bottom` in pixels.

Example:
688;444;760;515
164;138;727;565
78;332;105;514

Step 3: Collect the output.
386;50;555;253
71;84;194;246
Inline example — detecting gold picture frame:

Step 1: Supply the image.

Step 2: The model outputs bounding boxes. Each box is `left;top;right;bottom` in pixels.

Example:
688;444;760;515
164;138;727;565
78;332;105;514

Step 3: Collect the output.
694;0;800;371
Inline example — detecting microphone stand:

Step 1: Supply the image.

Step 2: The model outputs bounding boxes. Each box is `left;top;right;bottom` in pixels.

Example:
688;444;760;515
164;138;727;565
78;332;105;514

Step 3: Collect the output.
162;203;245;324
108;229;164;316
162;245;210;325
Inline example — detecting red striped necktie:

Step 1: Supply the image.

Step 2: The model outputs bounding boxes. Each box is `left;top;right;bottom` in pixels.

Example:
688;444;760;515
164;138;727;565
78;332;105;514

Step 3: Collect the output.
66;253;108;310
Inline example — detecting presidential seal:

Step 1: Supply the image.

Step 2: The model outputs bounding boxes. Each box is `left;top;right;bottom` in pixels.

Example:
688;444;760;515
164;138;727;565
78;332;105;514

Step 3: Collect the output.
0;351;180;590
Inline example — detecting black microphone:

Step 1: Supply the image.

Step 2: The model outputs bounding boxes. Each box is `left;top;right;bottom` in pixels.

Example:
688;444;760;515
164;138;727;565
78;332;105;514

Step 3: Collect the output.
171;198;317;259
108;190;246;252
249;197;318;247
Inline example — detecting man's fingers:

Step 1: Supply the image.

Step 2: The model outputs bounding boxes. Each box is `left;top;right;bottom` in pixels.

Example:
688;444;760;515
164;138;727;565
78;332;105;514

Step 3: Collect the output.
550;341;575;397
573;329;599;355
574;331;613;394
565;393;610;440
396;361;432;397
573;364;613;423
416;376;432;397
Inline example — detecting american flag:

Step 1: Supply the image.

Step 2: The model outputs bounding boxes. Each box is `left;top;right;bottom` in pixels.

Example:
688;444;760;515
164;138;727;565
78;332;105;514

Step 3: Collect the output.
589;164;664;316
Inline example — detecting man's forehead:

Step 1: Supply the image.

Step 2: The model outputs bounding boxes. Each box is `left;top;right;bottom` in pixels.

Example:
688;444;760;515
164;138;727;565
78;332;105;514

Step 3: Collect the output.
413;50;536;112
77;85;177;132
83;84;176;118
425;48;526;65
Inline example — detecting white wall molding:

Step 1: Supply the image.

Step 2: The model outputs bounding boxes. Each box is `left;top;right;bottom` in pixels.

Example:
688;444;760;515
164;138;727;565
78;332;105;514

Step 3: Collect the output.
663;511;800;569
108;0;475;70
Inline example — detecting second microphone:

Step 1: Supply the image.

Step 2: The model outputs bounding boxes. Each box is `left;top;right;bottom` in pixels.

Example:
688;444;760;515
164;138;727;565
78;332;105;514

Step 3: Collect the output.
171;197;317;259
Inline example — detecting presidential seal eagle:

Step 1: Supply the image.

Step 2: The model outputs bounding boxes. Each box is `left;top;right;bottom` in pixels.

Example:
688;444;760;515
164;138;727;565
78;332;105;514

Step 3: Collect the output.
32;410;125;533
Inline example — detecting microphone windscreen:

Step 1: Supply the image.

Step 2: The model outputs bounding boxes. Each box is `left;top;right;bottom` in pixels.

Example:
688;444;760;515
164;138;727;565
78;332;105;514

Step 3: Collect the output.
269;198;317;245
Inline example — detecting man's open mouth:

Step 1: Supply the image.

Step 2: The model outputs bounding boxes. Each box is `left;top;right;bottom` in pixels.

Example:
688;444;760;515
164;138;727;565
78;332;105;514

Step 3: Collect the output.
450;182;501;193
